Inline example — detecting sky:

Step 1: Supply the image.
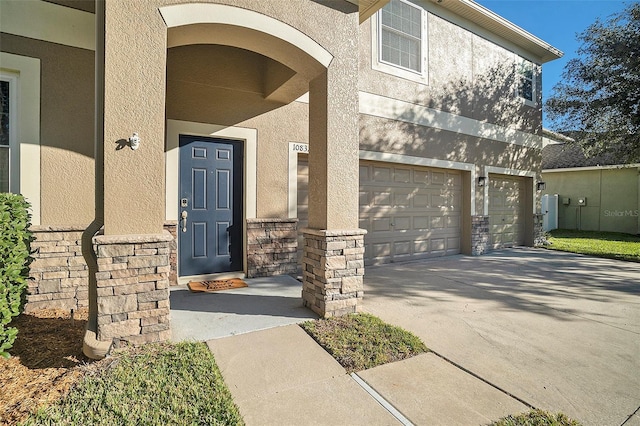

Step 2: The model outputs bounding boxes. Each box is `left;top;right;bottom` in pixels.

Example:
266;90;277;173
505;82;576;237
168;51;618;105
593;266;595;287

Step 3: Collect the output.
474;0;630;127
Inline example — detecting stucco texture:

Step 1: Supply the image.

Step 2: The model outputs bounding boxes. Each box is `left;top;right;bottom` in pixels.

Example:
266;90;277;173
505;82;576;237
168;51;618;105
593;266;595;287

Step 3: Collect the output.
543;168;640;234
359;115;541;171
241;103;309;219
0;33;95;226
358;9;542;134
160;0;359;230
101;0;168;235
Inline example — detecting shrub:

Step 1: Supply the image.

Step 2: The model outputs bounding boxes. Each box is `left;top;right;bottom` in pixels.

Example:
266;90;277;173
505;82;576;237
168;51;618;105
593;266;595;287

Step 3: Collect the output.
0;193;33;358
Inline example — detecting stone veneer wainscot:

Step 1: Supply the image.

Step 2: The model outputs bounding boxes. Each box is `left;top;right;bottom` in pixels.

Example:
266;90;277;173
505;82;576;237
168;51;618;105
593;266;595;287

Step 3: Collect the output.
28;225;89;312
246;218;298;278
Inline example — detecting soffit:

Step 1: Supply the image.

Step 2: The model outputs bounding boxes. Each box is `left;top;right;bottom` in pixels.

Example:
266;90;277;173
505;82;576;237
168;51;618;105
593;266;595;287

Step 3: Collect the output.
346;0;391;23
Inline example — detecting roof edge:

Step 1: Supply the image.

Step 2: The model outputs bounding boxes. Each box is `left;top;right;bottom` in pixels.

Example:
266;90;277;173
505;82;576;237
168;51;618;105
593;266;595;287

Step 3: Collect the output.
543;164;640;173
427;0;563;63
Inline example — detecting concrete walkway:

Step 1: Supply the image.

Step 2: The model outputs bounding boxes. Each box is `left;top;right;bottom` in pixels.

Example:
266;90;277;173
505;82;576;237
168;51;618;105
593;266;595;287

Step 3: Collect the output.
207;324;526;425
172;248;639;425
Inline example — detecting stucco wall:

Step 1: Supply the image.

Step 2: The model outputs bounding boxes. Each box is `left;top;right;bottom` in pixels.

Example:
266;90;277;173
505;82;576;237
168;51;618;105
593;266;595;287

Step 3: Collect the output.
358;5;542;134
0;33;95;226
161;0;357;226
359;114;541;214
241;103;309;218
542;168;640;234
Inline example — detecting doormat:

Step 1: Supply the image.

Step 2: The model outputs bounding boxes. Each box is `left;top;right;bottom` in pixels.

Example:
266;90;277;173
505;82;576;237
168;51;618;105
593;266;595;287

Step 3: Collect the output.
187;278;248;293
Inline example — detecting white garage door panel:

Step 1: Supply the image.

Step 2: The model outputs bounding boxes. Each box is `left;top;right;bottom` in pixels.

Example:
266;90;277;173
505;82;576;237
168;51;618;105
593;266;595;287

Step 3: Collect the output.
488;174;525;249
360;161;462;265
298;158;462;266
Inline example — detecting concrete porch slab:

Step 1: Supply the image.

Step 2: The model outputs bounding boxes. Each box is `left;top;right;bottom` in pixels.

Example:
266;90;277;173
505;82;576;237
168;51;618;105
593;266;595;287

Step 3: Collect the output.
170;275;317;342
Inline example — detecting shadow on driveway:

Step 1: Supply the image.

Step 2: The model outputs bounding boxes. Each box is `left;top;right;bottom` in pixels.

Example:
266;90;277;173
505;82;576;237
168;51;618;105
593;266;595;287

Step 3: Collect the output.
363;248;640;426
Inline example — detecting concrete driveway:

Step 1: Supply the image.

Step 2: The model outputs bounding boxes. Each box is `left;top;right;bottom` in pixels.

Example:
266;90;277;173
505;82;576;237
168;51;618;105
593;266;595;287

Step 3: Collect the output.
363;248;640;426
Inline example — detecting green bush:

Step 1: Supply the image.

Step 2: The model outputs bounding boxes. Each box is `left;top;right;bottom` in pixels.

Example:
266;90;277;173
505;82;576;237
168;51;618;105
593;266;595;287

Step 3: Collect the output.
0;193;33;358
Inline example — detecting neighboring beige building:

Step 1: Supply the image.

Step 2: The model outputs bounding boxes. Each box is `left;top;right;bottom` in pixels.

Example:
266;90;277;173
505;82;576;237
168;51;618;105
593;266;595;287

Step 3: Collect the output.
0;0;561;357
542;142;640;235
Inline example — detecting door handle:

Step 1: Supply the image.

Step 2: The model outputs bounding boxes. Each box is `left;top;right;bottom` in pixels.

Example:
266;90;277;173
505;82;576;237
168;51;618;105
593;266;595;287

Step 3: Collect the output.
181;210;188;233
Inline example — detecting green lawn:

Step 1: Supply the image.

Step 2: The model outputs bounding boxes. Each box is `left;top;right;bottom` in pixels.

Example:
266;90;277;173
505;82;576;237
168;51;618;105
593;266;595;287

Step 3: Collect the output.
300;313;427;373
23;342;243;426
490;409;582;426
546;229;640;262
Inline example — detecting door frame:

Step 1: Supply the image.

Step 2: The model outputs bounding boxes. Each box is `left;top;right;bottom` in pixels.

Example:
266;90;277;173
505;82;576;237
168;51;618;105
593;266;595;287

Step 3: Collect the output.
166;119;257;283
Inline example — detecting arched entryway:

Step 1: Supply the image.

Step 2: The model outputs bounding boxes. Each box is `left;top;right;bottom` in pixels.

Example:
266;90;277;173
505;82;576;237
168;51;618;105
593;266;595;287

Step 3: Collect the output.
85;0;361;358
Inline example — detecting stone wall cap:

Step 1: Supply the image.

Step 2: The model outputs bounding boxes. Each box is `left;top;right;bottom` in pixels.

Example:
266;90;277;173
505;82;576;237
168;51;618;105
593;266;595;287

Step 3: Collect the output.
31;224;89;232
93;230;174;245
246;218;299;223
302;228;367;237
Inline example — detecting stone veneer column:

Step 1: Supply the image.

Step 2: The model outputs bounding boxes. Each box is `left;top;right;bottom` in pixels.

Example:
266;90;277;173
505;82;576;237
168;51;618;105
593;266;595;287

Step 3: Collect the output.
533;213;546;246
93;232;172;347
471;216;490;255
302;229;366;317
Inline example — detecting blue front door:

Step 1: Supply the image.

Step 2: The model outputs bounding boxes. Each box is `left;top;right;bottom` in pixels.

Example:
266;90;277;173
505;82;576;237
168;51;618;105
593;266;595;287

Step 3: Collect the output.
178;135;243;276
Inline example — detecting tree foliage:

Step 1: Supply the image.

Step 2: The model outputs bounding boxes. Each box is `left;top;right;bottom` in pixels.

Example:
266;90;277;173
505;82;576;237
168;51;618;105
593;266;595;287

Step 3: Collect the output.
545;2;640;163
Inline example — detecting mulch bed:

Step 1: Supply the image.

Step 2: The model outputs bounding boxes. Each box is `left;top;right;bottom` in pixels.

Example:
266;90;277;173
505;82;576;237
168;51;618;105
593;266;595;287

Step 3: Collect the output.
0;308;101;425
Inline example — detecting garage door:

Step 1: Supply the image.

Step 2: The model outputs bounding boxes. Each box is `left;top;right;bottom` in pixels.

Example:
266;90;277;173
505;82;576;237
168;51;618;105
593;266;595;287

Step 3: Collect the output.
359;161;462;265
488;174;526;249
297;159;462;266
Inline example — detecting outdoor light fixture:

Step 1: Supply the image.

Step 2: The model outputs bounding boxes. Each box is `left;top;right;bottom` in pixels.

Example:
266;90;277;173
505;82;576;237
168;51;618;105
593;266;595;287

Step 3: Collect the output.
129;132;140;150
477;176;486;187
536;181;546;191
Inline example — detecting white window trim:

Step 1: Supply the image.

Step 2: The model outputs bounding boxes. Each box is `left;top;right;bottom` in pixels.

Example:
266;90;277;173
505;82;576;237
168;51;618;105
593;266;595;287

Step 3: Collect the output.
288;142;309;218
0;74;18;194
515;56;538;107
371;0;428;84
0;53;41;225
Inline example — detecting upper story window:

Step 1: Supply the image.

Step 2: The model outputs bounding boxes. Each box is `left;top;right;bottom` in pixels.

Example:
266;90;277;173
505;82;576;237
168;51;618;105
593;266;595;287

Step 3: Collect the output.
379;0;423;73
517;58;537;105
0;79;10;192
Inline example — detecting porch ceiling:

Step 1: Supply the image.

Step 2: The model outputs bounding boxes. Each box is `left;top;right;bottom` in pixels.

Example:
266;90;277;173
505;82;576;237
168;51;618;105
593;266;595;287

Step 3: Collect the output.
166;44;299;125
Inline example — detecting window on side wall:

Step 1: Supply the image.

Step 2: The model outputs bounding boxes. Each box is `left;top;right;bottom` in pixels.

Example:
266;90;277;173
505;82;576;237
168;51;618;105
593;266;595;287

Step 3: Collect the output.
516;58;537;106
0;78;10;192
373;0;427;83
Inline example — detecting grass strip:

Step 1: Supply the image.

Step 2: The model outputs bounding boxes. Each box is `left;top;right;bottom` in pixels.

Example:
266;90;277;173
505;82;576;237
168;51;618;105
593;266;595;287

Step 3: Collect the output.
22;342;243;426
300;313;427;373
546;229;640;262
490;409;582;426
